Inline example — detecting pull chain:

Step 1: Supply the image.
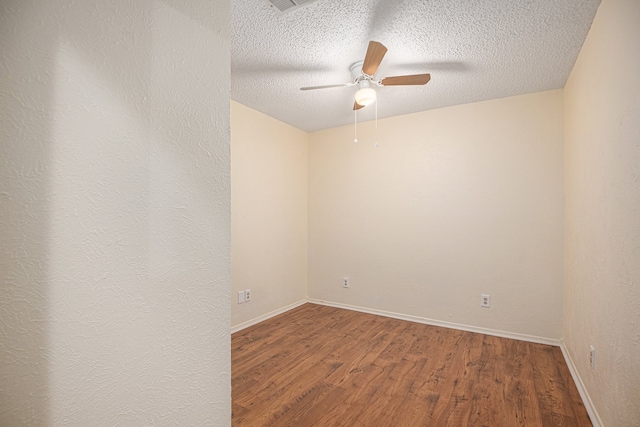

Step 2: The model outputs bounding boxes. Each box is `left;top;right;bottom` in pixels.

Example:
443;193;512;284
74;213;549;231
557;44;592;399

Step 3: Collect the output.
374;99;378;148
354;108;358;143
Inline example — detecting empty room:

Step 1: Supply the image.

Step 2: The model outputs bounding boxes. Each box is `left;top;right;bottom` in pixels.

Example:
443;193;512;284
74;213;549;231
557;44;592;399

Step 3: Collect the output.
230;0;639;426
1;0;638;426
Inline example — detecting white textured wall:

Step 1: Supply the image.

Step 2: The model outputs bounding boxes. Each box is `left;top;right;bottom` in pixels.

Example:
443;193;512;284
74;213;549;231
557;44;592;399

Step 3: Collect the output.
563;0;640;425
231;101;308;328
0;1;231;425
309;91;565;340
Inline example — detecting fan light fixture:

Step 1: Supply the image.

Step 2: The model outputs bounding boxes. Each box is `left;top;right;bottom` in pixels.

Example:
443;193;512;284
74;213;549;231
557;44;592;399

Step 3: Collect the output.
299;41;431;112
355;87;376;106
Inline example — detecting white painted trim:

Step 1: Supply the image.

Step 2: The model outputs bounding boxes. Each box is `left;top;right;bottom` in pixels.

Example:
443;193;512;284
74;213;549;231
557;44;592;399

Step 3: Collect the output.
233;298;601;423
560;341;603;427
308;299;561;347
231;299;308;334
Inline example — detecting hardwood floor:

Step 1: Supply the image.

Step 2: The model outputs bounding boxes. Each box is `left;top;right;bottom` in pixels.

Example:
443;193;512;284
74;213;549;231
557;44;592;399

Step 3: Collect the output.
232;303;592;426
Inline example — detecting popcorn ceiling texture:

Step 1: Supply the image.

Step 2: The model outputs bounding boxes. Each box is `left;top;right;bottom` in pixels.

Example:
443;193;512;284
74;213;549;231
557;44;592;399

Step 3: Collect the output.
0;0;231;425
232;0;601;132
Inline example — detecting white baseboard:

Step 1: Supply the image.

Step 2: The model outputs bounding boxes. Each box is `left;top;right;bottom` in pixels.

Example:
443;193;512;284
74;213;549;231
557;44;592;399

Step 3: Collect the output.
233;298;600;424
231;299;308;334
307;298;561;347
560;341;603;427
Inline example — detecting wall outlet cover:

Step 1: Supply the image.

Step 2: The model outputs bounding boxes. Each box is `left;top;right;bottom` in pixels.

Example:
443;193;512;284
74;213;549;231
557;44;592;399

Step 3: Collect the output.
481;294;491;308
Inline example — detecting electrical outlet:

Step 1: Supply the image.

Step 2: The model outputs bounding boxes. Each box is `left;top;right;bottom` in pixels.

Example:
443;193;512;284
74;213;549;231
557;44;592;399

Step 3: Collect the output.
245;289;252;302
238;290;246;304
590;345;595;370
481;294;490;308
343;277;350;288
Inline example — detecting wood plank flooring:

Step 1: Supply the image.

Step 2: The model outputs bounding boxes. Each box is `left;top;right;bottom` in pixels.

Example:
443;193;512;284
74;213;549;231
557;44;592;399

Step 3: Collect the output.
232;303;592;426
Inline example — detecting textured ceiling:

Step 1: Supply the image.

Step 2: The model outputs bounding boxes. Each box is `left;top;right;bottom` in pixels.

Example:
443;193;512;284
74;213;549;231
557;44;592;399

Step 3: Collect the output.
231;0;601;132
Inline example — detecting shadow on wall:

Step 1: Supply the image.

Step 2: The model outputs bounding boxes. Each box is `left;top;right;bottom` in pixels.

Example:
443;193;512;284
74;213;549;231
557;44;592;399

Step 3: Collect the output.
2;0;148;424
1;1;56;423
3;0;231;424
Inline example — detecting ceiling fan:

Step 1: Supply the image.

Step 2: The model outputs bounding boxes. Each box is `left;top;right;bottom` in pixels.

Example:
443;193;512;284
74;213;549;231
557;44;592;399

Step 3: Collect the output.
300;41;431;110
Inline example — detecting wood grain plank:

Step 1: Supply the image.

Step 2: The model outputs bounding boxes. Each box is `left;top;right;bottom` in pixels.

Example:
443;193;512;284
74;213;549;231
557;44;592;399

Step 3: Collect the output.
232;304;593;427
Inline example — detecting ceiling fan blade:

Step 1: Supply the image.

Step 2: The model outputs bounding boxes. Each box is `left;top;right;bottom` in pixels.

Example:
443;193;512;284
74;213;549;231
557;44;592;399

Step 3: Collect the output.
353;102;365;111
300;83;354;91
381;73;431;86
362;41;387;76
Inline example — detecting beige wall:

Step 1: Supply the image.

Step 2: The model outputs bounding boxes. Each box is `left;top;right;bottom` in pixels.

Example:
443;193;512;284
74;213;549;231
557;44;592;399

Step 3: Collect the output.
0;1;231;425
231;101;308;328
309;90;565;340
564;0;640;424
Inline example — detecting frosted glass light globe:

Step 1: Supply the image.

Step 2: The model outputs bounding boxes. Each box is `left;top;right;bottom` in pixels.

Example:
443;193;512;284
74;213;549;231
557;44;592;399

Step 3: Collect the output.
354;87;376;106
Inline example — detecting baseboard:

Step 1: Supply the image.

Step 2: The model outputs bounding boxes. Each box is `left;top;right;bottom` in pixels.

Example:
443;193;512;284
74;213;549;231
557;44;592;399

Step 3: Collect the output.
234;297;561;346
233;298;600;424
560;341;603;427
231;299;308;334
307;298;561;347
